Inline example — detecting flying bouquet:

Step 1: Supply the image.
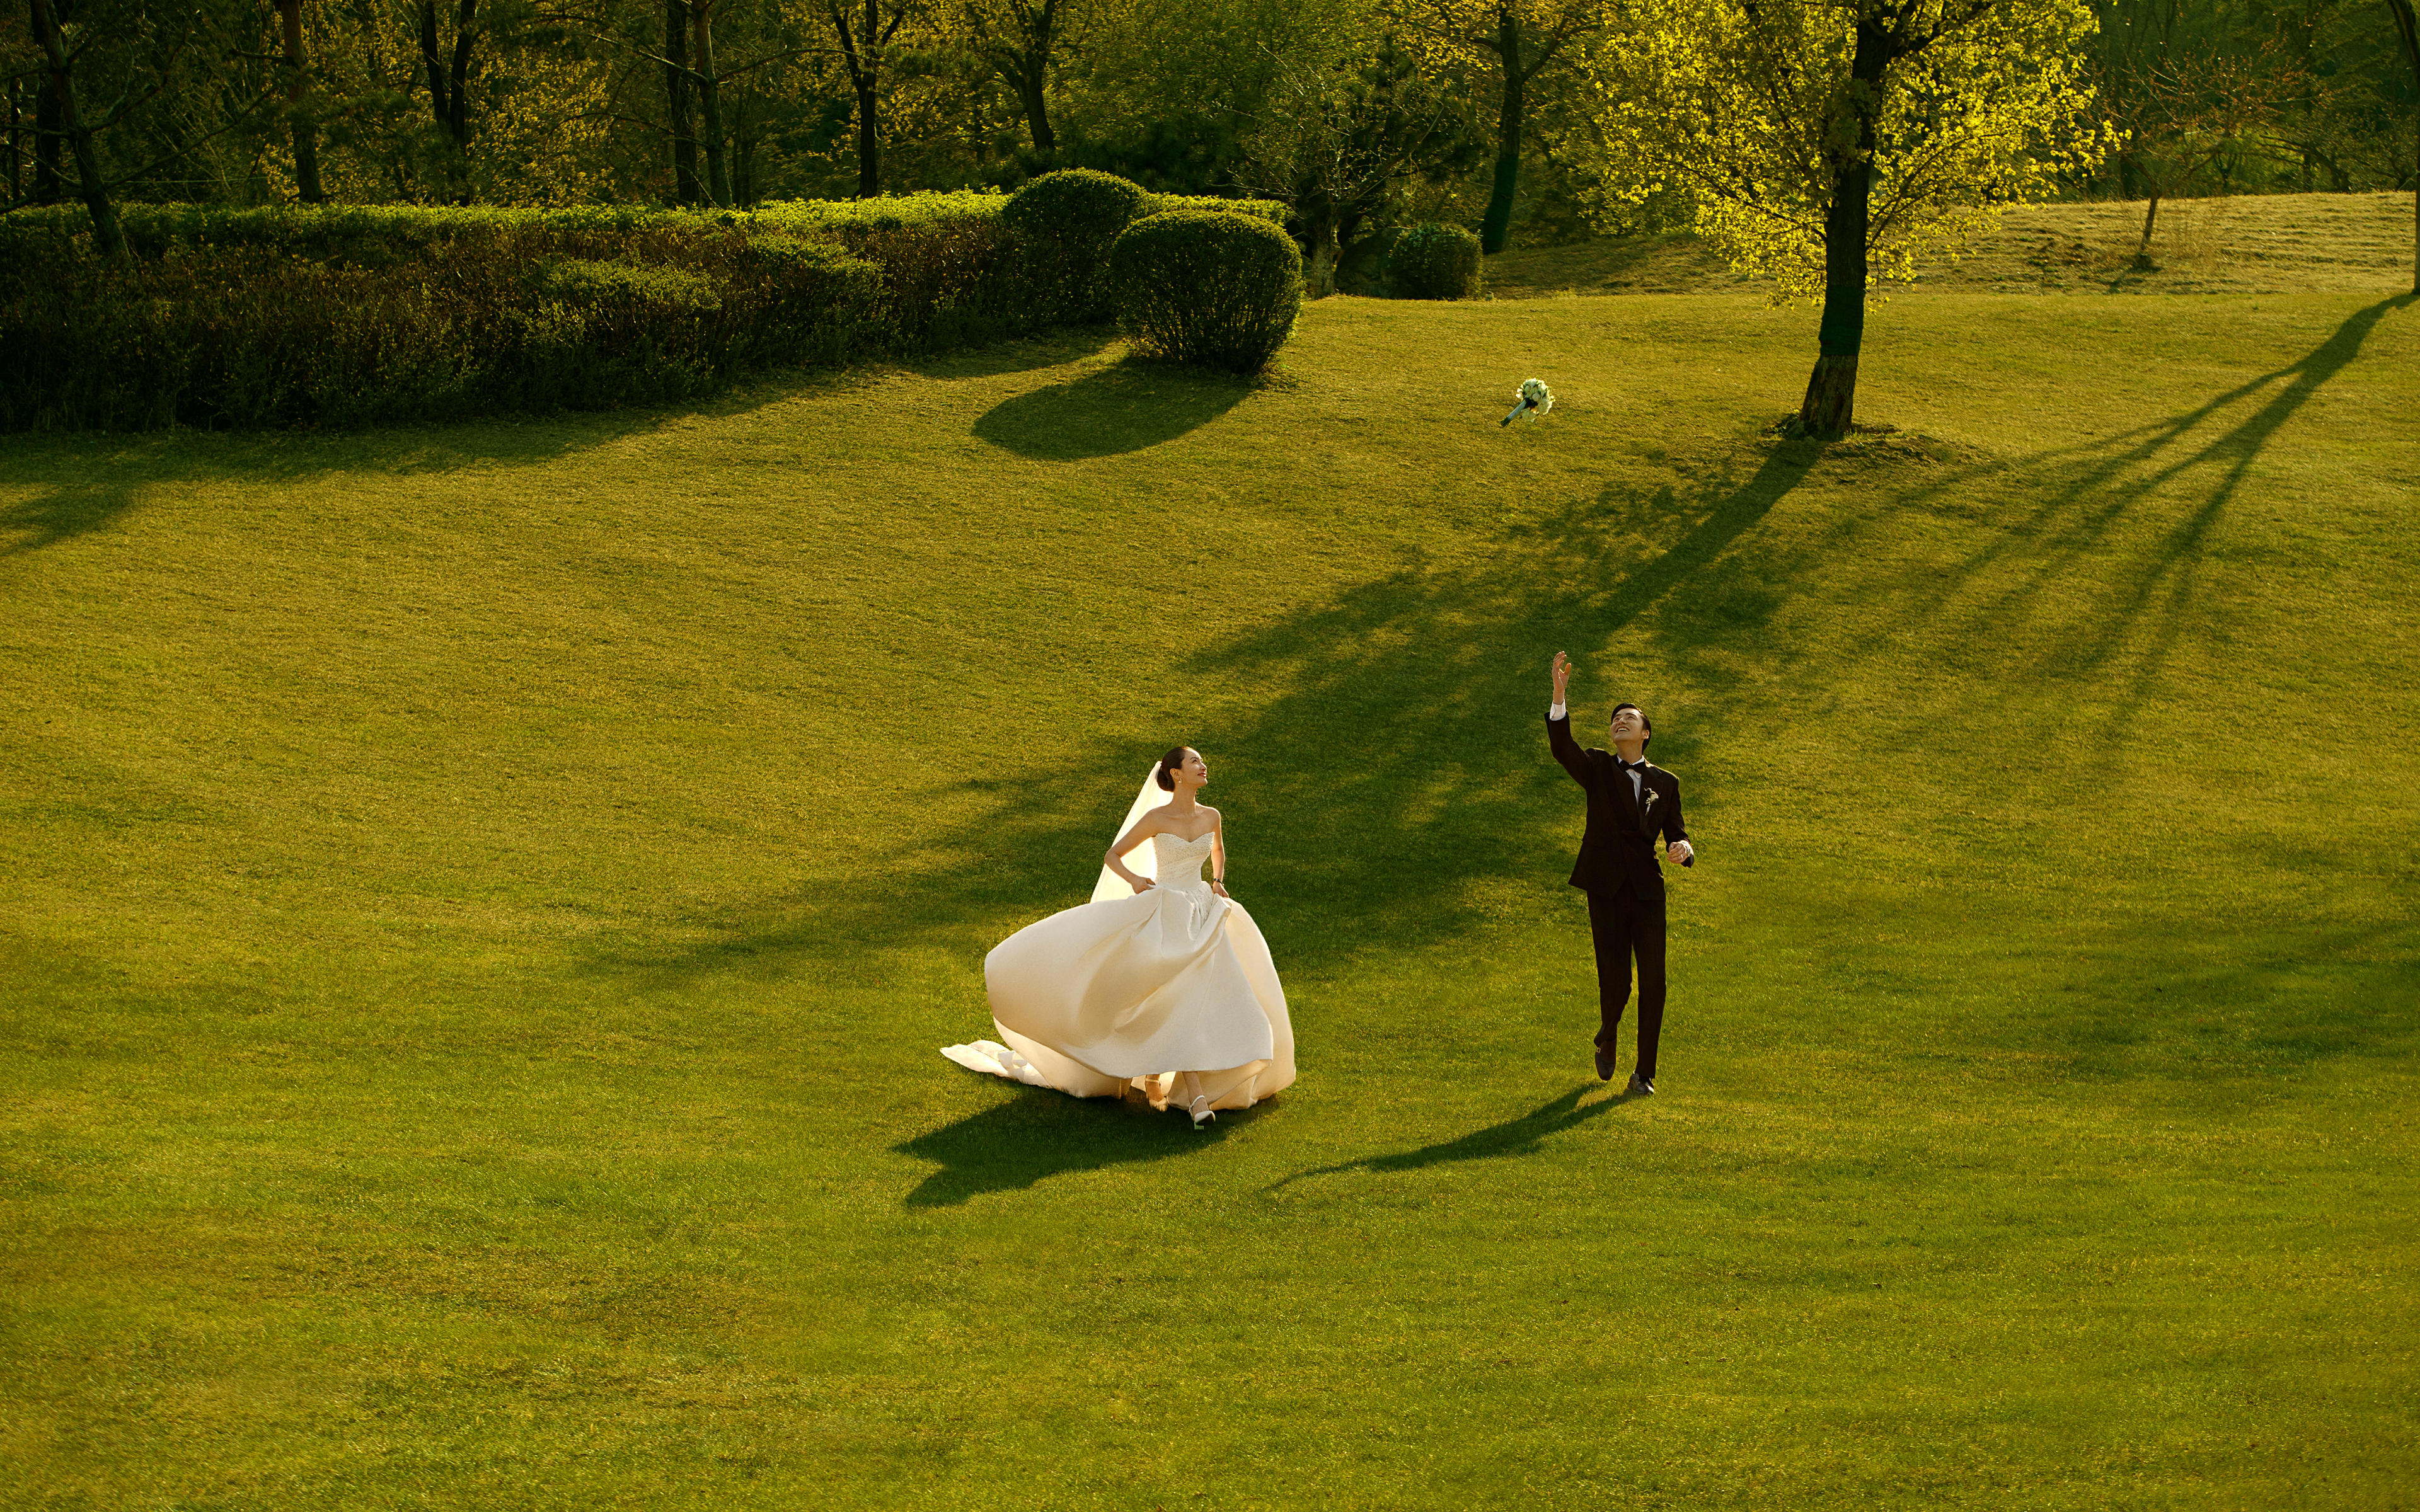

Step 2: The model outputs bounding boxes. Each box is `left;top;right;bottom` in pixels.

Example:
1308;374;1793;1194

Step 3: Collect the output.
1501;378;1553;427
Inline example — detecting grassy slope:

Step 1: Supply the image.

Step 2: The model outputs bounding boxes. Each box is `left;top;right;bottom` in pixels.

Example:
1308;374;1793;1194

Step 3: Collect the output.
1486;190;2418;297
3;279;2417;1510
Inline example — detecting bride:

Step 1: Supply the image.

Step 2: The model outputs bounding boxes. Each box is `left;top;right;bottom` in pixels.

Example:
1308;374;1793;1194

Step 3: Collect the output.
942;746;1296;1128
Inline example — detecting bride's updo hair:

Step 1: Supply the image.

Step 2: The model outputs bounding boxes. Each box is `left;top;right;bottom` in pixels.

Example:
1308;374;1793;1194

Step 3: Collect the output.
1155;746;1194;792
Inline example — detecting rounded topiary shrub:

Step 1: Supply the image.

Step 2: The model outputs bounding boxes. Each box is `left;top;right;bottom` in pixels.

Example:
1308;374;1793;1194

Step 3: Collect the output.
1002;168;1150;246
1003;168;1151;319
1388;221;1483;300
1108;209;1303;375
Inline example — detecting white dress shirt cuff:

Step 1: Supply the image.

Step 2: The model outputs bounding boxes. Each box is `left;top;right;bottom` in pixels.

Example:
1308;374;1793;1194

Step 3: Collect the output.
1548;702;1566;719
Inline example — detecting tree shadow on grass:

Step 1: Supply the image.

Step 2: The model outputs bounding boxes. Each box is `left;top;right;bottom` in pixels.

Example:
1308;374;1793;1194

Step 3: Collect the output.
609;432;1823;991
1826;290;2414;750
0;477;147;556
606;295;2414;1065
896;1083;1266;1207
972;359;1255;459
1261;1085;1628;1195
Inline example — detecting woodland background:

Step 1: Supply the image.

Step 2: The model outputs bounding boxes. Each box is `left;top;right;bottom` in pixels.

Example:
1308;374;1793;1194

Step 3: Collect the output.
8;0;2416;261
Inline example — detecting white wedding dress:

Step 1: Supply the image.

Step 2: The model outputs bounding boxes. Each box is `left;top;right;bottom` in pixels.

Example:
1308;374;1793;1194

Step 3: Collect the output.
941;794;1296;1113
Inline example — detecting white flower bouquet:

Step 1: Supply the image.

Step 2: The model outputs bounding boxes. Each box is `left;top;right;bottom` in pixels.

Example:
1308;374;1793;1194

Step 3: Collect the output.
1502;377;1554;427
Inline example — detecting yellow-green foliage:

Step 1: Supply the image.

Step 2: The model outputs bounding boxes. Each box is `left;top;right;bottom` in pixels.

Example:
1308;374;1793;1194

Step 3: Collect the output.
540;260;723;309
1581;0;2111;299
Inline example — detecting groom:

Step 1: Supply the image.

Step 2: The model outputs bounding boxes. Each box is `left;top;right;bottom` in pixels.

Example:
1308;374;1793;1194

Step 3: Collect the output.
1545;651;1693;1094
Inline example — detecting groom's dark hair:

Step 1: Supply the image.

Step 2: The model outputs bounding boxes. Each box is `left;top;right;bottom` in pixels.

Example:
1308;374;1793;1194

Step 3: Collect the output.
1155;746;1193;791
1610;702;1651;750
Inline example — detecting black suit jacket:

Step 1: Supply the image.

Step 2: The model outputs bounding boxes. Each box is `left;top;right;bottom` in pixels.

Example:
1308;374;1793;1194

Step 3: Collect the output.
1547;713;1689;901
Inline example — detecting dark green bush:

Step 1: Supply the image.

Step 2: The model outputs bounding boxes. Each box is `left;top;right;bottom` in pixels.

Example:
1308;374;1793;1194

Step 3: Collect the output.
1002;169;1151;321
1388;222;1484;300
1002;169;1150;247
1108;209;1303;374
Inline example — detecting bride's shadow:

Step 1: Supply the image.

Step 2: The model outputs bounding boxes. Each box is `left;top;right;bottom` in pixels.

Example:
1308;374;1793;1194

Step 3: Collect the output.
897;1086;1270;1208
1261;1085;1627;1194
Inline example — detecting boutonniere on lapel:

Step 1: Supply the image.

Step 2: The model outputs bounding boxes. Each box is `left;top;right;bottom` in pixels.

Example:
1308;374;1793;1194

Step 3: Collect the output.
1641;788;1659;811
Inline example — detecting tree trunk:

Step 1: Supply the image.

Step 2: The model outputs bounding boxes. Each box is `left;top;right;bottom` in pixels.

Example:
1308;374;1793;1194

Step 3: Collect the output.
29;0;126;262
2135;192;2162;267
417;0;450;134
1480;3;1523;255
853;0;880;198
30;0;64;204
853;77;879;196
447;0;478;149
1018;0;1056;154
7;77;21;204
825;0;885;197
1795;18;1889;438
279;0;325;203
2384;0;2419;293
666;0;700;205
1018;56;1054;155
1305;202;1340;297
416;0;476;197
693;0;729;206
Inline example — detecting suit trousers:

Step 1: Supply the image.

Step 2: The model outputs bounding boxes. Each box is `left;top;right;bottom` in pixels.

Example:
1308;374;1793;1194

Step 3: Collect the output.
1586;885;1666;1080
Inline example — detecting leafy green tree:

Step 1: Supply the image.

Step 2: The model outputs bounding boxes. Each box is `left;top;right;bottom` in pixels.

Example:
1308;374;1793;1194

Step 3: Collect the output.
1584;0;2107;437
277;0;326;200
415;0;481;184
1059;0;1344;192
1239;35;1476;294
666;0;701;201
2095;35;2303;268
1397;0;1605;253
26;0;128;255
957;0;1093;152
820;0;920;196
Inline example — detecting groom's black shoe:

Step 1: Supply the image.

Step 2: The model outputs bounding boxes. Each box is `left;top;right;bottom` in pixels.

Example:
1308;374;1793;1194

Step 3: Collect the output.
1625;1073;1655;1096
1594;1045;1615;1082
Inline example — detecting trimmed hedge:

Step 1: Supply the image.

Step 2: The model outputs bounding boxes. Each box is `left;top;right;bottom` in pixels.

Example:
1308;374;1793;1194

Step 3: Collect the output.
0;189;1288;432
1109;209;1303;375
1388;222;1484;300
1002;170;1152;321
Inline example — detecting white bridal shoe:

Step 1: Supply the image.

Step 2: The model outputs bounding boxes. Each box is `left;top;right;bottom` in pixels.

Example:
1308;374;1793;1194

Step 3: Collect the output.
1189;1094;1216;1130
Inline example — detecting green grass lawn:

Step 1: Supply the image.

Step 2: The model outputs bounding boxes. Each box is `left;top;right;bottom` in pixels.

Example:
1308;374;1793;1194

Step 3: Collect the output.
4;281;2417;1509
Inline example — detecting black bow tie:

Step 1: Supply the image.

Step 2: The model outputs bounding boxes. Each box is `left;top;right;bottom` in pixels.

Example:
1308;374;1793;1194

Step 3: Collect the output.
1616;759;1647;775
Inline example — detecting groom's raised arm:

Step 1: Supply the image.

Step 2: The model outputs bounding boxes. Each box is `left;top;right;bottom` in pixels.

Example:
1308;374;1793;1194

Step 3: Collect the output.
1545;651;1591;788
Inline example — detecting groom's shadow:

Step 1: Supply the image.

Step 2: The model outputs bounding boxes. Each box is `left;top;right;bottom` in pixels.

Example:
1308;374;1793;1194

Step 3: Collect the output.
896;1087;1270;1208
1262;1084;1627;1194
